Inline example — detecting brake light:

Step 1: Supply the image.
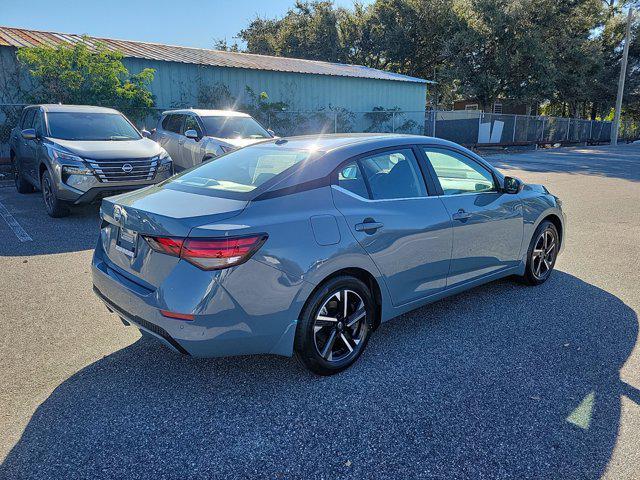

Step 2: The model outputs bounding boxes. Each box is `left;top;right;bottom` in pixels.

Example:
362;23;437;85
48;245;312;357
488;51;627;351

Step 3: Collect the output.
145;236;184;256
143;234;268;270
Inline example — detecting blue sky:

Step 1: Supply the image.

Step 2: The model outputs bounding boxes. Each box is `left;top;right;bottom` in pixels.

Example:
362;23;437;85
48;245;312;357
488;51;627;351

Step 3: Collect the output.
0;0;366;49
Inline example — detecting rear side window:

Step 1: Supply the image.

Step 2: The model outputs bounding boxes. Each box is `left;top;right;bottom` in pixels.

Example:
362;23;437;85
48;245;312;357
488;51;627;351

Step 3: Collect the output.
359;149;427;200
162;114;183;133
337;162;368;199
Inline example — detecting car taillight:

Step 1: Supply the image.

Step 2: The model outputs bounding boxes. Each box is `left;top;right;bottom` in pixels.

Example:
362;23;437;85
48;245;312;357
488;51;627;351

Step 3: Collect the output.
143;234;268;270
145;236;184;256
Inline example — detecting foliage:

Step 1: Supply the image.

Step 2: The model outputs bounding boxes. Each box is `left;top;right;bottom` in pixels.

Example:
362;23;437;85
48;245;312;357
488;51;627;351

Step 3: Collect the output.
364;106;419;133
16;40;155;122
235;0;640;119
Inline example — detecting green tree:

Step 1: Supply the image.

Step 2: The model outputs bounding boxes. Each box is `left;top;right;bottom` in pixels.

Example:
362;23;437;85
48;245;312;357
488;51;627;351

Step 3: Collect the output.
17;40;155;122
239;1;345;61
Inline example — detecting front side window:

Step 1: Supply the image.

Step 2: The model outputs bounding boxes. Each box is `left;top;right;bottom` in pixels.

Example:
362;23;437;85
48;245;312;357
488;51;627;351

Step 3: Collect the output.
200;116;271;139
358;149;427;200
183;115;202;136
171;145;316;194
33;111;45;137
46;112;141;141
421;148;495;195
21;108;36;129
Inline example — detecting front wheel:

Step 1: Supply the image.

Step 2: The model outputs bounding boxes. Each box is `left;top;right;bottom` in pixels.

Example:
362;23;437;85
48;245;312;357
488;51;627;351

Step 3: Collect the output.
41;169;70;218
295;276;374;375
521;220;559;285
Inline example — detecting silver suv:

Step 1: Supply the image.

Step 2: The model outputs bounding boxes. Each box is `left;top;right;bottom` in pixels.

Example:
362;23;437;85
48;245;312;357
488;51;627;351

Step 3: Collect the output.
10;104;173;217
151;109;274;171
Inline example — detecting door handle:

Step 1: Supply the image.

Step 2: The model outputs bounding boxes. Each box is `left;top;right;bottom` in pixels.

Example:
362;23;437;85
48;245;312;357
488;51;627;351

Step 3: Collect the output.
452;209;472;221
355;220;384;233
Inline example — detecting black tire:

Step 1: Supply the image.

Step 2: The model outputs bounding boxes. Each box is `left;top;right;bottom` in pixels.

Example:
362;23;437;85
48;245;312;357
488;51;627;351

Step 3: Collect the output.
13;157;34;194
295;275;374;375
521;220;559;286
41;169;70;218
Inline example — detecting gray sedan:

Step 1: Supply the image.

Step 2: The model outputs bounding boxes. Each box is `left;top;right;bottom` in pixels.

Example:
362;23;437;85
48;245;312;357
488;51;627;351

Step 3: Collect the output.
92;134;565;375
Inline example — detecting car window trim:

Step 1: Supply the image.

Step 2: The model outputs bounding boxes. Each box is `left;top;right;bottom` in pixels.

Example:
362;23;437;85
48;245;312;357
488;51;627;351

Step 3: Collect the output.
416;144;502;197
331;145;436;200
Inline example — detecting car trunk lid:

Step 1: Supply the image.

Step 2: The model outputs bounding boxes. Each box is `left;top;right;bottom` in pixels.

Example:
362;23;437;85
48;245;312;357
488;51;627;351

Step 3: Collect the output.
99;184;247;287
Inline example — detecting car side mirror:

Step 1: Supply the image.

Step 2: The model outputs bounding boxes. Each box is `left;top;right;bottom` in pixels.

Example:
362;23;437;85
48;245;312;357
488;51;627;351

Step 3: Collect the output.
503;176;521;194
141;129;151;138
267;129;275;137
21;128;37;140
184;129;199;140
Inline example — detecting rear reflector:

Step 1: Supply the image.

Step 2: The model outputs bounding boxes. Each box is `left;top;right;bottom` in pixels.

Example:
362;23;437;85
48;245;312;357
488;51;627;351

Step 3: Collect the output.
143;233;268;270
160;310;195;321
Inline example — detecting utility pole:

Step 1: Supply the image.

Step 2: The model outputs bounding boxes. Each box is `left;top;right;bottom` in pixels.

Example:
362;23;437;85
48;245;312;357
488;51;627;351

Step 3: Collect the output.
432;67;438;137
612;8;633;145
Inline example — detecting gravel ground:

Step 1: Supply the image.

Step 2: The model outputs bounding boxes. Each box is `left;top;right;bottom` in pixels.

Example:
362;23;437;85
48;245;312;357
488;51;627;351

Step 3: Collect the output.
0;144;639;479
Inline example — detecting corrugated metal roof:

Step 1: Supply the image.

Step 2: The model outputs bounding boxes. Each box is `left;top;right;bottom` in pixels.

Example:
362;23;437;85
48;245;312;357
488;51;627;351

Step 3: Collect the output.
0;26;430;84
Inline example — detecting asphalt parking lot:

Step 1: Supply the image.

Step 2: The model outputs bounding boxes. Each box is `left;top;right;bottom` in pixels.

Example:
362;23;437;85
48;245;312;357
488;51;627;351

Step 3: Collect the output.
0;144;639;479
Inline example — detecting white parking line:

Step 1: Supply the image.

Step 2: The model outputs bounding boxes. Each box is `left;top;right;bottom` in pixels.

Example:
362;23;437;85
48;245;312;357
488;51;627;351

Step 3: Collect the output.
0;200;33;242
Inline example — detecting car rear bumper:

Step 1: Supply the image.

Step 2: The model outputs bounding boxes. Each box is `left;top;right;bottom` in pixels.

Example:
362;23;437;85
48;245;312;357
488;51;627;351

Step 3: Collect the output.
91;243;304;358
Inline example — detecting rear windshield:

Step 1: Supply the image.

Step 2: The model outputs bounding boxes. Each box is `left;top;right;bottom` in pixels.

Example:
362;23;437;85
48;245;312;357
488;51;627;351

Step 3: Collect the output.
170;145;315;194
200;116;271;139
46;112;141;141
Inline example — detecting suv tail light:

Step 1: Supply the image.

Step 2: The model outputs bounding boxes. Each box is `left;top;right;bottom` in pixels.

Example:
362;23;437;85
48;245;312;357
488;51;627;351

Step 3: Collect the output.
143;234;268;270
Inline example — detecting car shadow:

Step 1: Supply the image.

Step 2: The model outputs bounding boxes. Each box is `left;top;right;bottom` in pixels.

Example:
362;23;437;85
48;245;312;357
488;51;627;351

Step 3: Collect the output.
1;271;637;479
0;189;100;256
488;144;640;182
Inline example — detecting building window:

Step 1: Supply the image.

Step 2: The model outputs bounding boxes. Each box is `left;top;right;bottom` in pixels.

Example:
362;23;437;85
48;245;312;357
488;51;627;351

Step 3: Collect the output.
493;103;503;114
465;104;479;111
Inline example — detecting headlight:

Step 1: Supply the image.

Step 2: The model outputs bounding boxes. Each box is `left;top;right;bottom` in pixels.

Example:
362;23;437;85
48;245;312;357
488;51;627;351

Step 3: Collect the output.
156;149;173;173
47;145;93;175
47;145;84;164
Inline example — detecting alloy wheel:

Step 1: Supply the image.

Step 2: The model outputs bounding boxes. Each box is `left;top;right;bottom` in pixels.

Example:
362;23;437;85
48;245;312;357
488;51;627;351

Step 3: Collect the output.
42;176;54;211
531;228;557;280
313;289;367;362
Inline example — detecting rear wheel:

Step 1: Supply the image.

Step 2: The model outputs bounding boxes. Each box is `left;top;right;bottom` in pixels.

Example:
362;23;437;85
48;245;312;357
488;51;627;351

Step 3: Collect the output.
521;220;559;285
41;169;70;218
295;276;374;375
13;157;34;194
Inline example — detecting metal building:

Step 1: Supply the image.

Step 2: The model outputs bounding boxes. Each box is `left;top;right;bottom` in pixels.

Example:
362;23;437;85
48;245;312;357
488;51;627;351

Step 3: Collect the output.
0;26;429;112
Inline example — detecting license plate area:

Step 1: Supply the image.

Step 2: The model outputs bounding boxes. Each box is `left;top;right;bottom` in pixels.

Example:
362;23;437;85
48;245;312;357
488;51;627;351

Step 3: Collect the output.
115;227;138;258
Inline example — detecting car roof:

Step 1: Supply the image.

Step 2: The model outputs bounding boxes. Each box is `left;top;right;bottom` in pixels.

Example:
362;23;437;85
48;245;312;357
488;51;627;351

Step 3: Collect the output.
161;109;252;118
30;104;122;114
255;133;458;153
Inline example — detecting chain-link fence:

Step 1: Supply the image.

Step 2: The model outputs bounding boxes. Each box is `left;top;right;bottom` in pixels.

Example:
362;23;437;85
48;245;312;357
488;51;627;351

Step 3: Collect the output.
2;104;638;160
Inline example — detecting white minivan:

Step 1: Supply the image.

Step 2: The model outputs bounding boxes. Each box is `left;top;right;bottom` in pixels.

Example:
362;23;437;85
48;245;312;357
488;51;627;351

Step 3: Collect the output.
151;109;275;170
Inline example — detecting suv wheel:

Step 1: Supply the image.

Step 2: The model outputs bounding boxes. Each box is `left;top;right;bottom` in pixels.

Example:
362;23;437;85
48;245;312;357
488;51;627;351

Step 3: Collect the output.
13;157;34;194
41;169;70;218
295;276;374;375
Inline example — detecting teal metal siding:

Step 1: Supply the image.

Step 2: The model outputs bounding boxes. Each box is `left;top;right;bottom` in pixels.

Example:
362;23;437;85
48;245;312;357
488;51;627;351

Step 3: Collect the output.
123;58;427;112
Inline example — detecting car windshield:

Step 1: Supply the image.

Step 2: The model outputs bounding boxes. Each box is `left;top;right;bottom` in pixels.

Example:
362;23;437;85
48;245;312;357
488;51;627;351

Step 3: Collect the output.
200;116;271;139
46;112;141;141
171;146;315;193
